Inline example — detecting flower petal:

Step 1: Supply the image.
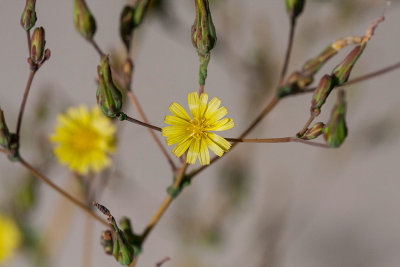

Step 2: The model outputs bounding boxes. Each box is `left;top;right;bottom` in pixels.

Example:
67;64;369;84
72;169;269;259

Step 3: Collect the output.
168;102;191;121
207;133;231;152
164;115;191;127
162;125;187;137
204;97;221;119
199;93;208;118
188;92;200;119
204;135;224;156
208;118;234;131
172;136;192;157
199;137;210;165
186;138;200;164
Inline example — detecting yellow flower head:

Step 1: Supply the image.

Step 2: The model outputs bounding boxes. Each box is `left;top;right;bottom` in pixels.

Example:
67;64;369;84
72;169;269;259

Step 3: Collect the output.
162;92;234;165
50;106;116;175
0;214;21;263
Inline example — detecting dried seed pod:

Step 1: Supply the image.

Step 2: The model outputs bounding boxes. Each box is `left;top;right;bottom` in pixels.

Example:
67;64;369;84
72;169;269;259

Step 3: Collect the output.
299;122;325;140
73;0;96;39
20;0;37;31
311;74;334;115
331;45;362;86
323;90;348;148
120;6;135;50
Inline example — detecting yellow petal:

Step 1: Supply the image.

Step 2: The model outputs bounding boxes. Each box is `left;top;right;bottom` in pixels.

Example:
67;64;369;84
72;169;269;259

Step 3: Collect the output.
199;137;210;165
204;97;221;119
207;133;231;152
205;135;224;157
168;102;191;121
161;125;188;137
206;107;228;125
164;115;191;127
188;92;200;119
199;93;208;118
186;139;200;164
172;137;192;157
208;118;234;131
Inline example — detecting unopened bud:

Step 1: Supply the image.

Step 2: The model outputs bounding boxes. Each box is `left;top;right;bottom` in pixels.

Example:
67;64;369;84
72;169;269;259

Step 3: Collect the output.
31;27;46;64
120;6;135;50
311;74;334;115
101;230;113;255
132;0;151;27
0;107;10;149
299;122;325;140
285;0;305;19
73;0;97;39
331;45;362;86
20;0;37;31
96;56;123;118
323;90;347;148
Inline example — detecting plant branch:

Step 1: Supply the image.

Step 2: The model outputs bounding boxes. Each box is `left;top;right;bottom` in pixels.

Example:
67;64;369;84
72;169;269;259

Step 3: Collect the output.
279;18;297;86
88;38;105;57
16;70;36;139
18;156;108;227
297;115;315;137
140;162;188;243
126;91;177;171
26;30;31;57
225;136;330;148
123;114;162;132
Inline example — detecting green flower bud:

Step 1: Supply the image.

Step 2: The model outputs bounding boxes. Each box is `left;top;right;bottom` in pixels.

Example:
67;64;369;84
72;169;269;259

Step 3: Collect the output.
311;74;334;116
285;0;305;19
0;107;10;149
30;27;46;64
324;90;348;148
96;56;123;118
191;0;216;56
120;6;135;51
331;45;362;86
299;122;325;140
73;0;97;39
191;0;216;85
132;0;151;27
20;0;37;31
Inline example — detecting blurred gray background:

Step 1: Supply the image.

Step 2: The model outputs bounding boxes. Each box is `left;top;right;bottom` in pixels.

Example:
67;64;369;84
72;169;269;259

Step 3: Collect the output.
1;0;400;267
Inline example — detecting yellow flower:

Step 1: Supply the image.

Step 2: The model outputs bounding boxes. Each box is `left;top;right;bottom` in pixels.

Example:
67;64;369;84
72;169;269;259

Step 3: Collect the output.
50;106;116;175
162;92;234;165
0;214;21;263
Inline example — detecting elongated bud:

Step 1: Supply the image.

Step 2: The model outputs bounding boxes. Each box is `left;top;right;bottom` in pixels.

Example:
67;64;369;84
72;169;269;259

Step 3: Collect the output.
285;0;305;19
133;0;151;27
311;74;334;115
299;122;325;140
31;27;46;64
331;45;362;86
73;0;96;39
21;0;37;31
120;6;135;51
192;0;216;86
96;56;123;118
324;90;347;148
0;107;10;149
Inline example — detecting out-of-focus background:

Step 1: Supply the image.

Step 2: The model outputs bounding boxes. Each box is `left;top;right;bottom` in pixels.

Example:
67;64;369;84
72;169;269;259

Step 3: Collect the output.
1;0;400;266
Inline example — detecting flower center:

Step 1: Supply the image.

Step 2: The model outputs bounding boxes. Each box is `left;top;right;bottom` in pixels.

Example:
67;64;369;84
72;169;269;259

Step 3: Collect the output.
188;118;206;140
71;126;100;154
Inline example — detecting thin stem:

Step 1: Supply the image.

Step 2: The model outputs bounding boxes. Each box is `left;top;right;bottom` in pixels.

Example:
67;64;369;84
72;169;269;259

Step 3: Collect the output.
16;70;36;139
225;137;291;143
26;30;31;57
88;38;105;57
123;114;162;132
279;18;296;86
18;156;108;227
298;115;315;137
291;138;330;148
300;61;400;94
140;162;188;242
198;84;204;95
126;91;177;171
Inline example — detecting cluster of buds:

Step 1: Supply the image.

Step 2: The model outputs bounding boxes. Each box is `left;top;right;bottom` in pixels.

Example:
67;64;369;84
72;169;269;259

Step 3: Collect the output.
20;0;37;31
0;108;19;161
73;0;96;40
96;56;123;118
94;202;140;266
120;0;151;51
191;0;216;86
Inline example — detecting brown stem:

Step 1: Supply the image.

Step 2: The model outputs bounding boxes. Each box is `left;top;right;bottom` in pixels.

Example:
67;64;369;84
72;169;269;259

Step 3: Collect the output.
225;137;291;143
300;61;400;94
88;38;105;57
18;156;108;226
123;113;162;132
279;18;296;86
198;84;204;95
291;138;330;148
140;162;188;242
298;115;315;137
126;91;177;171
16;70;36;139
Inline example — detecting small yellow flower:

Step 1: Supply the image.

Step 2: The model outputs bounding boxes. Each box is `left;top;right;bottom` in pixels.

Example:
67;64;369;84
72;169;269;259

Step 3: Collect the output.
162;92;234;165
0;214;21;263
50;106;116;175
